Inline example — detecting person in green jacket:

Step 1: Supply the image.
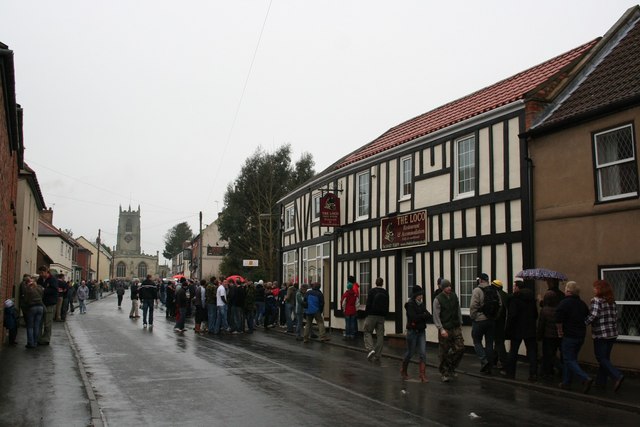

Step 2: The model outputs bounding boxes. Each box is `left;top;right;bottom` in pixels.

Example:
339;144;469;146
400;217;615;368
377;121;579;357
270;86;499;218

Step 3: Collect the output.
433;279;465;382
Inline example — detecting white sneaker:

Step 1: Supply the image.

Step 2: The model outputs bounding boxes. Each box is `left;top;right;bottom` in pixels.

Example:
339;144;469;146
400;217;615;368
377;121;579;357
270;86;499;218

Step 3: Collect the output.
367;350;376;361
442;375;450;383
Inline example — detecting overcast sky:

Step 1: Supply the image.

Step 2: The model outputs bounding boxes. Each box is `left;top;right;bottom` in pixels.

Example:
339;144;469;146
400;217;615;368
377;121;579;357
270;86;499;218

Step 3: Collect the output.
1;0;634;264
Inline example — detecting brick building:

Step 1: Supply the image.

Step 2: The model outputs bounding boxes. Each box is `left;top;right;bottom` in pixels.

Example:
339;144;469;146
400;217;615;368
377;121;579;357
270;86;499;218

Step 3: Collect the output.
0;42;23;339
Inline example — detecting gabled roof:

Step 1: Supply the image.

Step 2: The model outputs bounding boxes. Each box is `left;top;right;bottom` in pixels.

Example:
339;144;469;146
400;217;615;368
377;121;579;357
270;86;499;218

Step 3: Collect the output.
530;6;640;133
336;40;598;169
38;219;77;246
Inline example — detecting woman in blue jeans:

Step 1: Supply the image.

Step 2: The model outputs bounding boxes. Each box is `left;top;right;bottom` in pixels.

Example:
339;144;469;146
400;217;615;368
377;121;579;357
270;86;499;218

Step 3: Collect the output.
401;285;431;383
585;280;624;392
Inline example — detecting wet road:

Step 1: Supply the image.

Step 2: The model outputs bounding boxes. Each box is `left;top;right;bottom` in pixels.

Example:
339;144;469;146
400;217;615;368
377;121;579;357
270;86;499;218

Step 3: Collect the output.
67;296;636;427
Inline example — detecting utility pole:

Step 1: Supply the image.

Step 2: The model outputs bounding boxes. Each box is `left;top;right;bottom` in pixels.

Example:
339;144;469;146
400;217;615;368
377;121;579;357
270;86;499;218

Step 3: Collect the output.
199;211;203;280
96;229;101;283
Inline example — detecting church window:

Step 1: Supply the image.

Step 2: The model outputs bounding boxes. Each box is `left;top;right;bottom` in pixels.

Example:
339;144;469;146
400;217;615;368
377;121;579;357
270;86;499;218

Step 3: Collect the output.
126;220;132;232
117;262;126;277
138;262;147;278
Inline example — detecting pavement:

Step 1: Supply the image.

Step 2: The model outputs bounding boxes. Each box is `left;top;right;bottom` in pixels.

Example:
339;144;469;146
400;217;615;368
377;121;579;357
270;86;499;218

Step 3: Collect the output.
1;294;638;427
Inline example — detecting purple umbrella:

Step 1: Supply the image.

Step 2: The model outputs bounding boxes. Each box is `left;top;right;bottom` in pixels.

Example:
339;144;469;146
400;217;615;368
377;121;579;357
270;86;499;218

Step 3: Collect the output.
516;268;567;281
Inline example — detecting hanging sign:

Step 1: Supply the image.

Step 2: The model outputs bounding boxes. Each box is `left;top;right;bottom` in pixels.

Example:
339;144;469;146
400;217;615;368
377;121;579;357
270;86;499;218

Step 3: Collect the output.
320;192;341;227
380;210;427;250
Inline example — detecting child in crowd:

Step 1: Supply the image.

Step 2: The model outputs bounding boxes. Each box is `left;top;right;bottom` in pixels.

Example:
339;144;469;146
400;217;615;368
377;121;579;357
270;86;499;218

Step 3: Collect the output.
4;299;18;345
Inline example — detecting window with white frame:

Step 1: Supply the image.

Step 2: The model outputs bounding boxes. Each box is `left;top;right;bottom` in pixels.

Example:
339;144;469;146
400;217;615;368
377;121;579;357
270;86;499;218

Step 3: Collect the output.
405;257;415;299
313;195;321;221
284;205;295;231
601;266;640;341
283;250;298;283
456;248;477;311
358;260;371;306
400;156;412;198
594;124;638;201
455;135;476;197
357;171;370;219
303;243;330;285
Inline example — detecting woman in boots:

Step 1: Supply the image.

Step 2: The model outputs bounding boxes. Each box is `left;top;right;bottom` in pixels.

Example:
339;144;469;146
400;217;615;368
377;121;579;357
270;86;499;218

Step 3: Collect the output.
401;285;432;382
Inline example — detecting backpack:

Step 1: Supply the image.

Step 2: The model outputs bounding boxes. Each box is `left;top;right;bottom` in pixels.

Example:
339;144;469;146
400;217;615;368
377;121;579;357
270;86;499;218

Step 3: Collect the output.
480;286;500;319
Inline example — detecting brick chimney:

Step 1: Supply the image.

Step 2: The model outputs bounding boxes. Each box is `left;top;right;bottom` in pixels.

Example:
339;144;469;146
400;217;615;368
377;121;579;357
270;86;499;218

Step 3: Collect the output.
40;208;53;224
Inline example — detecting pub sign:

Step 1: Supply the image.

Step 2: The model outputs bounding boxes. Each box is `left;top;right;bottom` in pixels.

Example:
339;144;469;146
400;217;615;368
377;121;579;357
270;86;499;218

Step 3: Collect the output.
320;192;341;227
380;210;427;250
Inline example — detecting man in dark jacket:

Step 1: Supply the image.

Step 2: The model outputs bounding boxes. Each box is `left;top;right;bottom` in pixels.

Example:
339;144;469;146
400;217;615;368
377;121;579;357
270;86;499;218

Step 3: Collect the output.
139;275;158;328
433;279;465;382
556;281;593;393
37;266;58;345
303;282;329;343
504;280;538;381
364;277;389;362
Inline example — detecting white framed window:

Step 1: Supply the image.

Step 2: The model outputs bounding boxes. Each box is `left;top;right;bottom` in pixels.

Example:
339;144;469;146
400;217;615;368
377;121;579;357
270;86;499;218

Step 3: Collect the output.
303;243;329;285
313;194;321;221
601;266;640;342
284;205;295;231
405;256;415;300
60;241;64;256
358;260;371;305
400;156;412;198
357;171;370;219
455;134;476;198
594;124;638;201
282;250;298;284
456;248;477;313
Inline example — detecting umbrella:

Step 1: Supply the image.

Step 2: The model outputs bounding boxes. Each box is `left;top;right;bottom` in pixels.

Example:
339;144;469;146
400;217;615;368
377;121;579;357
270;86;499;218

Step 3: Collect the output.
172;274;185;280
226;275;246;283
516;268;567;281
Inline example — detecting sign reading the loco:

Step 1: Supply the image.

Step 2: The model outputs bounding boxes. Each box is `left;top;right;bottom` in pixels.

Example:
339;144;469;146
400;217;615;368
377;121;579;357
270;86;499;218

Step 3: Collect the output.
320;192;341;227
380;210;427;250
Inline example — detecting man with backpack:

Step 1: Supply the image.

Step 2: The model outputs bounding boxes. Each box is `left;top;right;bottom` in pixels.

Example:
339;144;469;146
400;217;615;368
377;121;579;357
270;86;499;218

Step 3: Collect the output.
302;282;329;343
364;277;389;362
470;273;502;375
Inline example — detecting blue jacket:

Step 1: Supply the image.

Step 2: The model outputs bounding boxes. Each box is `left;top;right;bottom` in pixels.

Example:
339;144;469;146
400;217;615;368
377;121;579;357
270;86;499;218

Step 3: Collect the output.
304;288;324;315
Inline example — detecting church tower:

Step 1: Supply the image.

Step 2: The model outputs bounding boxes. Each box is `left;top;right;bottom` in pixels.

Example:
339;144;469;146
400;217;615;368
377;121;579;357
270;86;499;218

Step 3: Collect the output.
116;205;141;255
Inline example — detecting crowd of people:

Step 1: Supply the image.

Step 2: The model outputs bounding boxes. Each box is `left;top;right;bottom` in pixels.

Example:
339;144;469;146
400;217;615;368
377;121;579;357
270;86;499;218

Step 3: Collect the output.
4;267;626;396
422;274;625;394
3;265;109;349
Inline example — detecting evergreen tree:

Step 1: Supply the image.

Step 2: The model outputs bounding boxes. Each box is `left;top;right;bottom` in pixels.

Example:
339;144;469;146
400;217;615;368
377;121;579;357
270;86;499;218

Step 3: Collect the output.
163;222;194;260
217;144;314;280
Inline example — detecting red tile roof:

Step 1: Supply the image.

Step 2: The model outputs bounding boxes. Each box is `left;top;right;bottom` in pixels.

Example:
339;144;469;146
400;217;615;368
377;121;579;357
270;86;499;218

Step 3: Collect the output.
337;40;599;169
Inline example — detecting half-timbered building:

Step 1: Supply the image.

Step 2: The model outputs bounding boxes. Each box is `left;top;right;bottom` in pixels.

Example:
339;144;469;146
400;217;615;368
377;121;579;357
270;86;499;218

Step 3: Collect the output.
278;39;599;342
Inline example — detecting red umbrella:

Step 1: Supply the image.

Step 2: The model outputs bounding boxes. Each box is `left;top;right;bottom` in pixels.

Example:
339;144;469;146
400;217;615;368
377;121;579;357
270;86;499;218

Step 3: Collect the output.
226;275;246;283
172;274;185;280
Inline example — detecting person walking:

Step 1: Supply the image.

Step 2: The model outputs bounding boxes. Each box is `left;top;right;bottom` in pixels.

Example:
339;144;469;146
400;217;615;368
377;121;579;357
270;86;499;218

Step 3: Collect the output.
470;273;501;374
537;291;562;378
37;265;58;345
364;277;389;362
491;279;509;370
585;280;624;392
401;285;431;383
129;279;140;319
139;275;158;328
433;279;465;382
303;282;329;342
174;278;188;333
556;281;593;393
76;281;89;314
504;280;538;381
116;282;125;309
193;280;207;333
